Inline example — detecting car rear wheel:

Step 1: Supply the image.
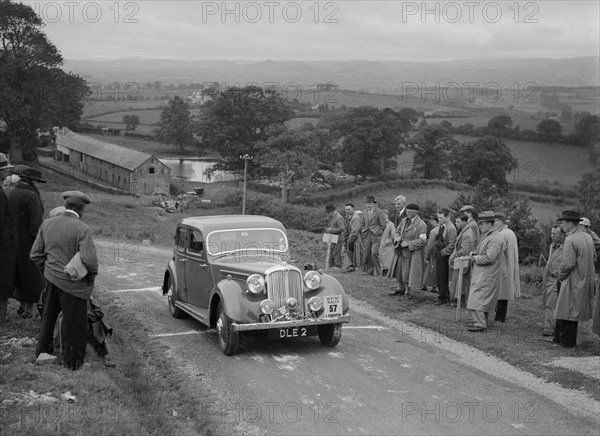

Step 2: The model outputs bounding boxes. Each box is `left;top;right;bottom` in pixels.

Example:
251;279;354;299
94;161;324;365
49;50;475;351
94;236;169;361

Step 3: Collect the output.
216;302;239;355
167;276;183;319
318;323;342;347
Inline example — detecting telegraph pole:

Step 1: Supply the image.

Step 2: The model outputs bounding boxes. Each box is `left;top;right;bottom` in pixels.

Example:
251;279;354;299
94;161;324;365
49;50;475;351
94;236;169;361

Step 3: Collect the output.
240;154;253;215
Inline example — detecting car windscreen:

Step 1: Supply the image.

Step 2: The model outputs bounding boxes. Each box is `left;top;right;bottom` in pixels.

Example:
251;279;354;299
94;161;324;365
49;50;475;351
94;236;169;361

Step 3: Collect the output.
206;228;288;256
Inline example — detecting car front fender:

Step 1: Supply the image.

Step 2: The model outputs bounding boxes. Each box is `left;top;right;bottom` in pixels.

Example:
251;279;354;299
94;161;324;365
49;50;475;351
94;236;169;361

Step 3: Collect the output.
162;260;178;296
306;274;350;315
211;278;264;325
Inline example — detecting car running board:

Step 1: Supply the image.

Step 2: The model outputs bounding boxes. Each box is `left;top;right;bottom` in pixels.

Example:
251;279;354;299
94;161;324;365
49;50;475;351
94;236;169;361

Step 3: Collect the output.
174;301;210;326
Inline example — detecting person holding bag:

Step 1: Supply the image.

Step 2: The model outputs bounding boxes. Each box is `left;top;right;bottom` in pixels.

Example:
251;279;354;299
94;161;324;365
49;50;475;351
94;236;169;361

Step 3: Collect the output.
31;191;99;370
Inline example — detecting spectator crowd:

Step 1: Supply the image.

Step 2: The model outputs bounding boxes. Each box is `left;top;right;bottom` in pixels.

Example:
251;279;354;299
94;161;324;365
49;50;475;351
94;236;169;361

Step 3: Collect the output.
323;194;600;347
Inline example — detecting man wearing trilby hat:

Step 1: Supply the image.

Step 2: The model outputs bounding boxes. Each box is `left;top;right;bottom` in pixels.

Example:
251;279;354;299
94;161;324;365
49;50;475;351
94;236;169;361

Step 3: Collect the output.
552;210;595;348
360;196;387;275
466;211;503;332
31;190;99;370
5;165;46;319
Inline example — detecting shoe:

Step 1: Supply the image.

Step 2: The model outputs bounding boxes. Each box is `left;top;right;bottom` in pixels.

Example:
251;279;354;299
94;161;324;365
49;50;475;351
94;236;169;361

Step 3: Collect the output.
430;287;438;293
420;286;427;291
388;290;404;296
451;301;457;307
434;300;448;306
17;307;24;316
20;311;33;319
405;293;412;300
542;332;553;337
467;327;486;332
343;267;355;273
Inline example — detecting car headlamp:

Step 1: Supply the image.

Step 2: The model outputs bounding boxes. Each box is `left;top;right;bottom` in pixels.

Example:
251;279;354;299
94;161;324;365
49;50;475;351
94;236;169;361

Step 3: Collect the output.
246;274;266;294
286;298;298;310
304;271;322;290
260;299;275;314
308;296;322;312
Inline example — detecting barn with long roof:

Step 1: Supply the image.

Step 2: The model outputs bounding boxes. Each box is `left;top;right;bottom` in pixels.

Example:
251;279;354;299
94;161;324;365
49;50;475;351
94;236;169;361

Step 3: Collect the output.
55;128;170;194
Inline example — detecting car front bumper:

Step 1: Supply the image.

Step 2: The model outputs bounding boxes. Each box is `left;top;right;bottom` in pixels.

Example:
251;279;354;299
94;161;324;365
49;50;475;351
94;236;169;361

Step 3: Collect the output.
231;314;350;332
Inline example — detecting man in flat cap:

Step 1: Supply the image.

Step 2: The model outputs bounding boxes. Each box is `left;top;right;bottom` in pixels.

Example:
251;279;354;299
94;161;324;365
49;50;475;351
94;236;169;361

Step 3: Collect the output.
552;210;595;348
388;203;427;299
360;196;387;275
5;165;46;319
466;211;503;332
324;204;344;269
578;217;600;256
31;190;99;369
493;212;520;322
460;205;480;248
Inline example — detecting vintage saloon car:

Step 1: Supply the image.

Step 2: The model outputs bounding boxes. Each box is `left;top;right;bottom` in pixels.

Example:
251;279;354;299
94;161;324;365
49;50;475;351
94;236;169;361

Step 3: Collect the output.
162;215;350;355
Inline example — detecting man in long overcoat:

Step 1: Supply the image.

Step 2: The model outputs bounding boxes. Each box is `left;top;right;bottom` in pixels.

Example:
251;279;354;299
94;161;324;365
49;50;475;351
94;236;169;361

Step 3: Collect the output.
5;166;46;318
324;204;345;268
433;208;457;305
342;203;362;272
449;214;476;306
388;203;427;299
494;212;521;322
460;205;480;248
553;210;596;348
360;196;387;276
423;214;440;291
541;225;564;336
0;153;16;322
466;211;503;332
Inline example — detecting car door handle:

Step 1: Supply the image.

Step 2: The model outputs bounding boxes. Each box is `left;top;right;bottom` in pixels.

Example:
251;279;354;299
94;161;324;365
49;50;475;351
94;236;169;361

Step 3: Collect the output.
179;258;187;262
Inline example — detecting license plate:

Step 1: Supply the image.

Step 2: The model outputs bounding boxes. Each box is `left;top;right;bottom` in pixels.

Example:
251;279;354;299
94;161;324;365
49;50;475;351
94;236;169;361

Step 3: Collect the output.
268;325;318;339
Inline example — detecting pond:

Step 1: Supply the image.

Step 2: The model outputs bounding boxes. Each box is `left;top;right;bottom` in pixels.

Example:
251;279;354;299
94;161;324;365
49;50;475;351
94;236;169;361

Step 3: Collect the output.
159;158;237;183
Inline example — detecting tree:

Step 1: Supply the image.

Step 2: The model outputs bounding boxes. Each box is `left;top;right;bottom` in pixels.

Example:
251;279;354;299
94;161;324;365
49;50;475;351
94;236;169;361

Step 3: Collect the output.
487;115;513;137
575;115;600;145
0;1;89;162
155;96;195;154
123;114;140;131
198;85;294;168
255;127;317;203
324;106;409;178
447;136;517;186
578;171;600;228
409;124;456;179
536;119;562;142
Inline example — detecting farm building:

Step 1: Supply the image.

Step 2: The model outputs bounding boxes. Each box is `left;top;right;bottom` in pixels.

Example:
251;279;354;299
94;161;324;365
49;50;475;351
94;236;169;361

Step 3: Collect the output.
55;128;171;195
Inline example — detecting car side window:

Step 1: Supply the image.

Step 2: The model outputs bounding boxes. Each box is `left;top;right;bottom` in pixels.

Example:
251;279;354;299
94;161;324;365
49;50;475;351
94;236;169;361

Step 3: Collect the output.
188;229;204;255
175;226;186;251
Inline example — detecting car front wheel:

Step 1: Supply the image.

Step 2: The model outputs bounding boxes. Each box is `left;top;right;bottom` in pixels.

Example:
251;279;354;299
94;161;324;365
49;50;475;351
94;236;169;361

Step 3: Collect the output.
167;276;183;319
318;323;342;347
216;302;239;355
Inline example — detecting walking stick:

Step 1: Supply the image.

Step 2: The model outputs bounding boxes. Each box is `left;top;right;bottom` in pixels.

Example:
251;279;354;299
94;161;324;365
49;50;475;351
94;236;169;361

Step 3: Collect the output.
453;256;470;321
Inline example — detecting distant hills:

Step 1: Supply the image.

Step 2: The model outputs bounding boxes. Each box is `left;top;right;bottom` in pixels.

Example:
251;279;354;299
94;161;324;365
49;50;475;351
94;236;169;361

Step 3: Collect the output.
63;57;599;91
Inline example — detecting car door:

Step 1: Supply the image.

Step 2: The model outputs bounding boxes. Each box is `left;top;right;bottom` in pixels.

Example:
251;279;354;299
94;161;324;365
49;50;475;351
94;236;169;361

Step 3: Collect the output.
173;225;188;302
185;227;212;308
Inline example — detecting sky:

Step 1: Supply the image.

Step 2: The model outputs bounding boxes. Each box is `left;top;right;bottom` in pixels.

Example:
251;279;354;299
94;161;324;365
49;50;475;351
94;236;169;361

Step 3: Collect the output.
21;0;600;61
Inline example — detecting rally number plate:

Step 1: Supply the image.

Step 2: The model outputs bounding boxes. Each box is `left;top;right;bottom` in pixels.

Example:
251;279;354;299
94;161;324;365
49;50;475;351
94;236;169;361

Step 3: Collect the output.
268;325;318;340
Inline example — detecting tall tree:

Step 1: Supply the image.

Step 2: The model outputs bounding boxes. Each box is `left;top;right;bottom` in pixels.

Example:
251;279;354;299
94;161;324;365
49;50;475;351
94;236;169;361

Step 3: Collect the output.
409;124;456;179
324;106;408;178
123;114;140;131
536;119;562;142
0;1;88;162
197;85;294;168
575;114;600;146
155;96;195;154
448;135;517;186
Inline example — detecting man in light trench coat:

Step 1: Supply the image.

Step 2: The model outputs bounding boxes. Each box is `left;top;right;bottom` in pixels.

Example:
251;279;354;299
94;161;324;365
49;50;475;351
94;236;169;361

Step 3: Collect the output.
552;210;596;348
494;212;521;322
466;211;503;332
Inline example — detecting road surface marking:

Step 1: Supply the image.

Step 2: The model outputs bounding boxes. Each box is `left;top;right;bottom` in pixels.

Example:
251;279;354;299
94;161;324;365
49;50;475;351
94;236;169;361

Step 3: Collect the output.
345;325;387;330
108;286;162;293
149;331;202;338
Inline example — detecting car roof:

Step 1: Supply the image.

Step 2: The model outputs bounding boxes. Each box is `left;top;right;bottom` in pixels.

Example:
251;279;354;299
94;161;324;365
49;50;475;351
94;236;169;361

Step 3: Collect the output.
179;215;286;233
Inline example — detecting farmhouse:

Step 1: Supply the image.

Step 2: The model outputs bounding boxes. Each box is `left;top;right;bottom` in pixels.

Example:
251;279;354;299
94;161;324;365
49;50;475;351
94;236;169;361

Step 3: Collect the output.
55;128;171;195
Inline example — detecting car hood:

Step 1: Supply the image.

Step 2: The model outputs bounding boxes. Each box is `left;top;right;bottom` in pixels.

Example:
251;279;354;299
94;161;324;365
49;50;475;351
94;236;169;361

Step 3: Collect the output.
211;257;292;275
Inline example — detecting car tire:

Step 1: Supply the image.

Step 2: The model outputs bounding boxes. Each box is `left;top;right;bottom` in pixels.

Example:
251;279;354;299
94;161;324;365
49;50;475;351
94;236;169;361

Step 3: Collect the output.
318;323;342;347
167;276;183;319
216;302;239;356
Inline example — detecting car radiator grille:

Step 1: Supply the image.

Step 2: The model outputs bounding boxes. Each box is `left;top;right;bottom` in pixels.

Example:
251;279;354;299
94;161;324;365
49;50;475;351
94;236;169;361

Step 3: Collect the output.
266;268;304;312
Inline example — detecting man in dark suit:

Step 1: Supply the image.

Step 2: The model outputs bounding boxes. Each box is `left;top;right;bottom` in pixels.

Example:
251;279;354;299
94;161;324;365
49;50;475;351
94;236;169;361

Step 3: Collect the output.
360;196;387;275
31;190;99;370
